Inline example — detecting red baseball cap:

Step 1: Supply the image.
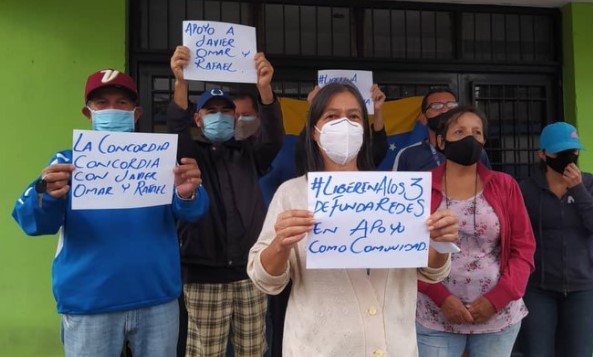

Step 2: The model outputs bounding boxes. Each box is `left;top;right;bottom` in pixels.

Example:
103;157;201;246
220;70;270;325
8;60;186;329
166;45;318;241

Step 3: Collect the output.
84;69;138;103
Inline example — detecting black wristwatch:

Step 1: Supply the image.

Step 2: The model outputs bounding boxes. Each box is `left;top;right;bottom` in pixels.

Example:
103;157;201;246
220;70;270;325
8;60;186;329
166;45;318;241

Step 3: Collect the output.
35;178;47;194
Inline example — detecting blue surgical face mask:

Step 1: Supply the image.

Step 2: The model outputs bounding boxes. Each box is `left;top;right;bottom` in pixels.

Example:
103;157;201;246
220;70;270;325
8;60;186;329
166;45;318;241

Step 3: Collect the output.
202;112;235;142
89;108;135;132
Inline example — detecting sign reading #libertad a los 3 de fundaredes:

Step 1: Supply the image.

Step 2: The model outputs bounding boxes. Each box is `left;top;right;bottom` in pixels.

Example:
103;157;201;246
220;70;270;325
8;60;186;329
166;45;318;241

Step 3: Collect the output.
307;171;432;269
71;130;178;210
183;20;257;84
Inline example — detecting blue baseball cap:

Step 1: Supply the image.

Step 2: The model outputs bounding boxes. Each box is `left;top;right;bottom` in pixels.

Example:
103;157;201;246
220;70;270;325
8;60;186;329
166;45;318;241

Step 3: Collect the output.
195;88;235;112
539;122;585;154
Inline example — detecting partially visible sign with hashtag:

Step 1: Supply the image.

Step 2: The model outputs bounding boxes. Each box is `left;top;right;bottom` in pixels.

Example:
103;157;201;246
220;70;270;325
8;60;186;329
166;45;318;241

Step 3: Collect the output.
306;171;432;269
317;70;374;114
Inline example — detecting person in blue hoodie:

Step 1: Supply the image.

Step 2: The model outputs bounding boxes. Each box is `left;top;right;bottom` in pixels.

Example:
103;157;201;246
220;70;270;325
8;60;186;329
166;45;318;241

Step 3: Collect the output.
12;69;209;357
519;122;593;357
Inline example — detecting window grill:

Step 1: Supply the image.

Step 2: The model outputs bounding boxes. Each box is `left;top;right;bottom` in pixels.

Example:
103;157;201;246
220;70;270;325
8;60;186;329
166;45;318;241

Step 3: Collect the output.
136;0;253;50
363;9;454;59
474;83;548;181
133;1;558;63
130;0;561;182
461;12;556;63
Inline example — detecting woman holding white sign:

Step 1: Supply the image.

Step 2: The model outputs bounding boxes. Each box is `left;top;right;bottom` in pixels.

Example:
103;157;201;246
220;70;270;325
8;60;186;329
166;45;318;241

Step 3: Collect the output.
247;82;459;357
415;106;535;357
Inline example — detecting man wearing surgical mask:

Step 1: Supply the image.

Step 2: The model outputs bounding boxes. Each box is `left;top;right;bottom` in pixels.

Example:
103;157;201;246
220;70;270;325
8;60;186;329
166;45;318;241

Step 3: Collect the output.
393;88;490;172
168;46;284;357
12;69;209;357
82;71;143;130
193;89;238;142
233;92;261;141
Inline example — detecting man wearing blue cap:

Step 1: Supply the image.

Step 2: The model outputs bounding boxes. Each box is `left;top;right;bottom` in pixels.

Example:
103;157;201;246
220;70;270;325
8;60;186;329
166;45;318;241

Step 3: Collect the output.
519;122;593;357
168;46;284;356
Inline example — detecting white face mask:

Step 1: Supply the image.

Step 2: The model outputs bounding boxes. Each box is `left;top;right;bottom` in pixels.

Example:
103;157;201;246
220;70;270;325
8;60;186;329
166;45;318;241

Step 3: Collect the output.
315;118;364;165
235;116;260;140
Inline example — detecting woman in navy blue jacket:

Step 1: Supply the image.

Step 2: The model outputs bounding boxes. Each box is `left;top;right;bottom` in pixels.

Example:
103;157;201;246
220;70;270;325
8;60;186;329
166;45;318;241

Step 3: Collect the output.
519;122;593;357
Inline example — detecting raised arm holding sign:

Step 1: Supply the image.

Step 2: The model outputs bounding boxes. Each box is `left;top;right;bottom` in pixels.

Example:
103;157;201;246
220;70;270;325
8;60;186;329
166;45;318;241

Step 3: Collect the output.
166;22;285;356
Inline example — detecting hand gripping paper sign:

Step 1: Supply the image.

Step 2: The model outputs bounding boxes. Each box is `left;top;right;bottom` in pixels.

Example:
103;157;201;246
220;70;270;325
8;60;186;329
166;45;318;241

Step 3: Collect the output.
183;20;257;83
307;171;434;269
318;70;374;114
71;130;178;210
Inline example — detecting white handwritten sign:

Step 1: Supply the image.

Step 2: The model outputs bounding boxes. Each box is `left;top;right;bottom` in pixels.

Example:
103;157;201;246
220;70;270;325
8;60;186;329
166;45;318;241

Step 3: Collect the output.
183;20;257;84
71;130;178;210
306;171;431;269
318;70;374;114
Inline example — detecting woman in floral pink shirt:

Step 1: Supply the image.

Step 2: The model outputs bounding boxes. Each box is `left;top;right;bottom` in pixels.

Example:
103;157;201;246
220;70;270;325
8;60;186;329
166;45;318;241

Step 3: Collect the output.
416;106;535;357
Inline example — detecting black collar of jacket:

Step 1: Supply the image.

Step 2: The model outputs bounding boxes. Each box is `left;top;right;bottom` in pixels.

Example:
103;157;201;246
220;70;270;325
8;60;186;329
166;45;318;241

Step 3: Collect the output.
530;167;549;190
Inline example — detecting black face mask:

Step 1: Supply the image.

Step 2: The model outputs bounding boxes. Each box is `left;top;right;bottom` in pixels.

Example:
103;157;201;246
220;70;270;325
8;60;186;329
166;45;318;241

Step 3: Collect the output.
545;150;579;174
426;112;447;132
442;135;483;166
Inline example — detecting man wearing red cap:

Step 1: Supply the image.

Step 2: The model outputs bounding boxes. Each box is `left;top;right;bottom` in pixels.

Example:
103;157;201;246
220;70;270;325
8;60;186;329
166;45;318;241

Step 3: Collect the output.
169;46;284;356
12;69;210;357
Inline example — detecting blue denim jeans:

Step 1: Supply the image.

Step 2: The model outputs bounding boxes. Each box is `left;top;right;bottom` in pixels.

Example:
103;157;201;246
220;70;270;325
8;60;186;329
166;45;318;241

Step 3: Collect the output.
61;299;178;357
416;321;520;357
520;285;593;357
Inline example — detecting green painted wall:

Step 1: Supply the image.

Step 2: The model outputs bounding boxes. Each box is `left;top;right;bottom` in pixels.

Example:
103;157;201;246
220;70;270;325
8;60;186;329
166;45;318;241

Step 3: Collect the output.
0;1;126;356
563;3;593;172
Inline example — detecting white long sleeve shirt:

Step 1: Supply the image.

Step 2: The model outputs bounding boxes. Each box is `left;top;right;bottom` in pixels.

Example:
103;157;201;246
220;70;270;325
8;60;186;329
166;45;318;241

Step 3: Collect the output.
248;175;450;357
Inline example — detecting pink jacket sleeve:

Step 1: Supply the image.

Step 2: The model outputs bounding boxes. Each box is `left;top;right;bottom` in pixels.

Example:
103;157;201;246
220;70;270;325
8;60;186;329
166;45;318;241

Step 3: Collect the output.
418;280;452;307
483;178;535;311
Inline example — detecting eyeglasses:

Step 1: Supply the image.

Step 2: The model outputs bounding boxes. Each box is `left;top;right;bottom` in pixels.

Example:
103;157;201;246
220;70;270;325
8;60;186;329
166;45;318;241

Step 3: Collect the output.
426;101;459;111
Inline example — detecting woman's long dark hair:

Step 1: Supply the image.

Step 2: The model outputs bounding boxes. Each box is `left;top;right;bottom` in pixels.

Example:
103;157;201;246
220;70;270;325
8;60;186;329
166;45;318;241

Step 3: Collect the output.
295;83;374;176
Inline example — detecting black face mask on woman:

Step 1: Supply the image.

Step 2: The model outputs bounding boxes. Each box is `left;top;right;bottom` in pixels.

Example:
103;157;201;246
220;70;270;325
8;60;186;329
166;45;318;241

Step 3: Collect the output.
442;135;483;166
545;150;579;174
